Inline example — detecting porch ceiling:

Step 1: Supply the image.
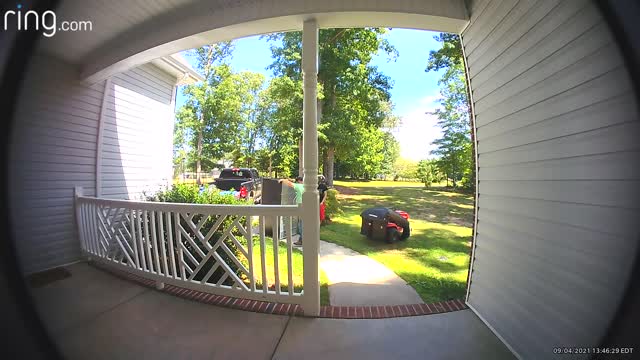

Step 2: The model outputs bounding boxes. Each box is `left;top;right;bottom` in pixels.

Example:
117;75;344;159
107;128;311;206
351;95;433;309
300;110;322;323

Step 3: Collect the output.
37;0;469;83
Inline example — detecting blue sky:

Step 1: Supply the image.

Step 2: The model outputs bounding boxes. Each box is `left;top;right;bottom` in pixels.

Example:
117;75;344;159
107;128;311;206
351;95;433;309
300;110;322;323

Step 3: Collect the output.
176;28;444;161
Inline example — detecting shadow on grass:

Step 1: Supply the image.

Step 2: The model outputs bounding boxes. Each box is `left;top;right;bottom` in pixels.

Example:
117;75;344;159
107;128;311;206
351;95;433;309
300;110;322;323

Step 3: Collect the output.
323;222;470;261
322;181;474;302
240;237;330;305
333;185;474;228
321;221;471;302
398;272;467;302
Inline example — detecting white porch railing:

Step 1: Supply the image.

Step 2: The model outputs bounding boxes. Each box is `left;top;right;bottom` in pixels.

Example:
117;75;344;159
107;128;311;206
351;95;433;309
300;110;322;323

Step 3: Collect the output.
73;187;314;311
72;19;321;316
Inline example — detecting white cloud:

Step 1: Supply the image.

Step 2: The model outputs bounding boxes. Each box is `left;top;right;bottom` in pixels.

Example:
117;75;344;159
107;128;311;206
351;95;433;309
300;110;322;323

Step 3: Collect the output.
391;95;442;162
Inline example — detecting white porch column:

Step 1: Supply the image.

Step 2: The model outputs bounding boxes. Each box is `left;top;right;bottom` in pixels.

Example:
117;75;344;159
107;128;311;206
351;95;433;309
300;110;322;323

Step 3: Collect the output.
301;18;320;316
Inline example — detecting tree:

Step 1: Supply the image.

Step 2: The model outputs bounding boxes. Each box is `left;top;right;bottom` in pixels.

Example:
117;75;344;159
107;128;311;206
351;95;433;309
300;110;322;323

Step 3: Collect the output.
393;158;418;181
230;71;266;167
336;126;386;179
380;131;400;179
378;100;401;179
426;33;474;190
430;104;469;188
175;43;269;184
264;29;397;185
416;159;439;188
256;75;306;178
173;110;189;178
425;33;464;72
174;42;234;184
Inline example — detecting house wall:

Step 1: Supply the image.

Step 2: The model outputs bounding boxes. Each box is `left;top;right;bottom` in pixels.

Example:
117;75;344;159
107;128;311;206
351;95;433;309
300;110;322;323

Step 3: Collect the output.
9;54;101;274
9;54;177;274
462;0;640;358
100;63;176;199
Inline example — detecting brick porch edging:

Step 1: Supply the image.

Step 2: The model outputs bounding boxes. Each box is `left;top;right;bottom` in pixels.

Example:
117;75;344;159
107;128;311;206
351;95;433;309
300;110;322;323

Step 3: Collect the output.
89;261;467;318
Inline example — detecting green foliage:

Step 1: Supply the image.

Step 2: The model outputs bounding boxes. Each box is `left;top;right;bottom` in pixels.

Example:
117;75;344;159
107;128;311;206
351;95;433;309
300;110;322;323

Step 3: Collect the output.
426;33;474;190
393;158;418;181
253;75;306;178
425;33;464;72
175;30;406;185
145;183;250;284
380;131;400;179
264;29;398;184
176;31;401;184
324;188;342;218
174;42;270;182
335;126;386;179
230;71;267;168
146;184;328;302
145;183;248;205
416;159;440;188
460;143;475;190
177;64;262;162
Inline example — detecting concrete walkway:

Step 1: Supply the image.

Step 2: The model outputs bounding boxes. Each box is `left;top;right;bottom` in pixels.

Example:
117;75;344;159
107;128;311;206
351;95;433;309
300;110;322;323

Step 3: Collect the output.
29;262;515;360
319;240;424;306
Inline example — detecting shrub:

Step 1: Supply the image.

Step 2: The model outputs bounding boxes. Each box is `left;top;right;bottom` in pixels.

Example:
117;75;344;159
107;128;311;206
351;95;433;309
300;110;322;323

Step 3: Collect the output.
145;183;251;285
144;183;248;205
460;166;476;192
325;188;342;218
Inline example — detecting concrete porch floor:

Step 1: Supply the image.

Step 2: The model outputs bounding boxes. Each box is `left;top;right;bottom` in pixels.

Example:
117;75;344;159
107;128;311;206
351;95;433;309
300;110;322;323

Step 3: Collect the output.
29;262;515;360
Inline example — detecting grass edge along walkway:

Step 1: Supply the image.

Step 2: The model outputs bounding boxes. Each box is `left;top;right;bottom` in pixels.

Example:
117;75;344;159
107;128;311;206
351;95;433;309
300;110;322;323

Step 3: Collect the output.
320;180;474;303
239;237;330;306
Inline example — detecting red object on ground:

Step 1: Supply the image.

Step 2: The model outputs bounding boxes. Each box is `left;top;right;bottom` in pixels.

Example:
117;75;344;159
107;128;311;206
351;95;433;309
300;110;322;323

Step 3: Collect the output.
239;186;248;199
386;210;409;232
394;210;409;220
320;202;326;221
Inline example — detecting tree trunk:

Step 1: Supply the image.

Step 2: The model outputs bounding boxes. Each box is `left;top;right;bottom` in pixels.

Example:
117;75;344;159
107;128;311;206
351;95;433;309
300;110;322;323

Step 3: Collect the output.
317;95;325;181
322;150;329;180
330;85;337;108
452;163;457;188
317;96;324;124
325;148;335;186
321;91;337;186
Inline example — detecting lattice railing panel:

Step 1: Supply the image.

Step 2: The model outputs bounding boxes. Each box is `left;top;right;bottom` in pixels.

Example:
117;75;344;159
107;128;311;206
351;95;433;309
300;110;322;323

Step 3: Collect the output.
75;195;304;303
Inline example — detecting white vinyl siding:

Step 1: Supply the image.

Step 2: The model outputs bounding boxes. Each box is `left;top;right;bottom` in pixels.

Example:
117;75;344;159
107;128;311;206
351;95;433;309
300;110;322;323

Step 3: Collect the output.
463;0;640;359
9;54;178;274
9;54;101;274
100;63;175;200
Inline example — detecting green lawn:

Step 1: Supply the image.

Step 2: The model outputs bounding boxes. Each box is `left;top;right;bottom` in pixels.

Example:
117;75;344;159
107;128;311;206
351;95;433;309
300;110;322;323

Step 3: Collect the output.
334;179;450;188
173;177;216;185
241;237;330;306
320;180;474;303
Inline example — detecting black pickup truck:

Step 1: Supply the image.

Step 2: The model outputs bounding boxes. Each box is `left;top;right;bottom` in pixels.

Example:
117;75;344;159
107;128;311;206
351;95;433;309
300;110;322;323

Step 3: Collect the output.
213;168;262;204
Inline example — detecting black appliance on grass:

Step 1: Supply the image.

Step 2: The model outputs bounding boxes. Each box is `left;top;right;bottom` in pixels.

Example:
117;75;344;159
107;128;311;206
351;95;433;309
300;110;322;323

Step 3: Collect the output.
360;207;411;244
262;178;299;238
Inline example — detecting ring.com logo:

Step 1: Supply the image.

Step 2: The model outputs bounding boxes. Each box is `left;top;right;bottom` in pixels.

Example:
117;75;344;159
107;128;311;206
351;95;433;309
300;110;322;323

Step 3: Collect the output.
3;3;92;38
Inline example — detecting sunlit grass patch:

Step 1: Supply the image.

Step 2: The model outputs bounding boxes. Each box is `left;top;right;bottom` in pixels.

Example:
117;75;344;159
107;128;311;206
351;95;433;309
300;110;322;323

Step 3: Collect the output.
239;237;330;305
321;181;474;302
